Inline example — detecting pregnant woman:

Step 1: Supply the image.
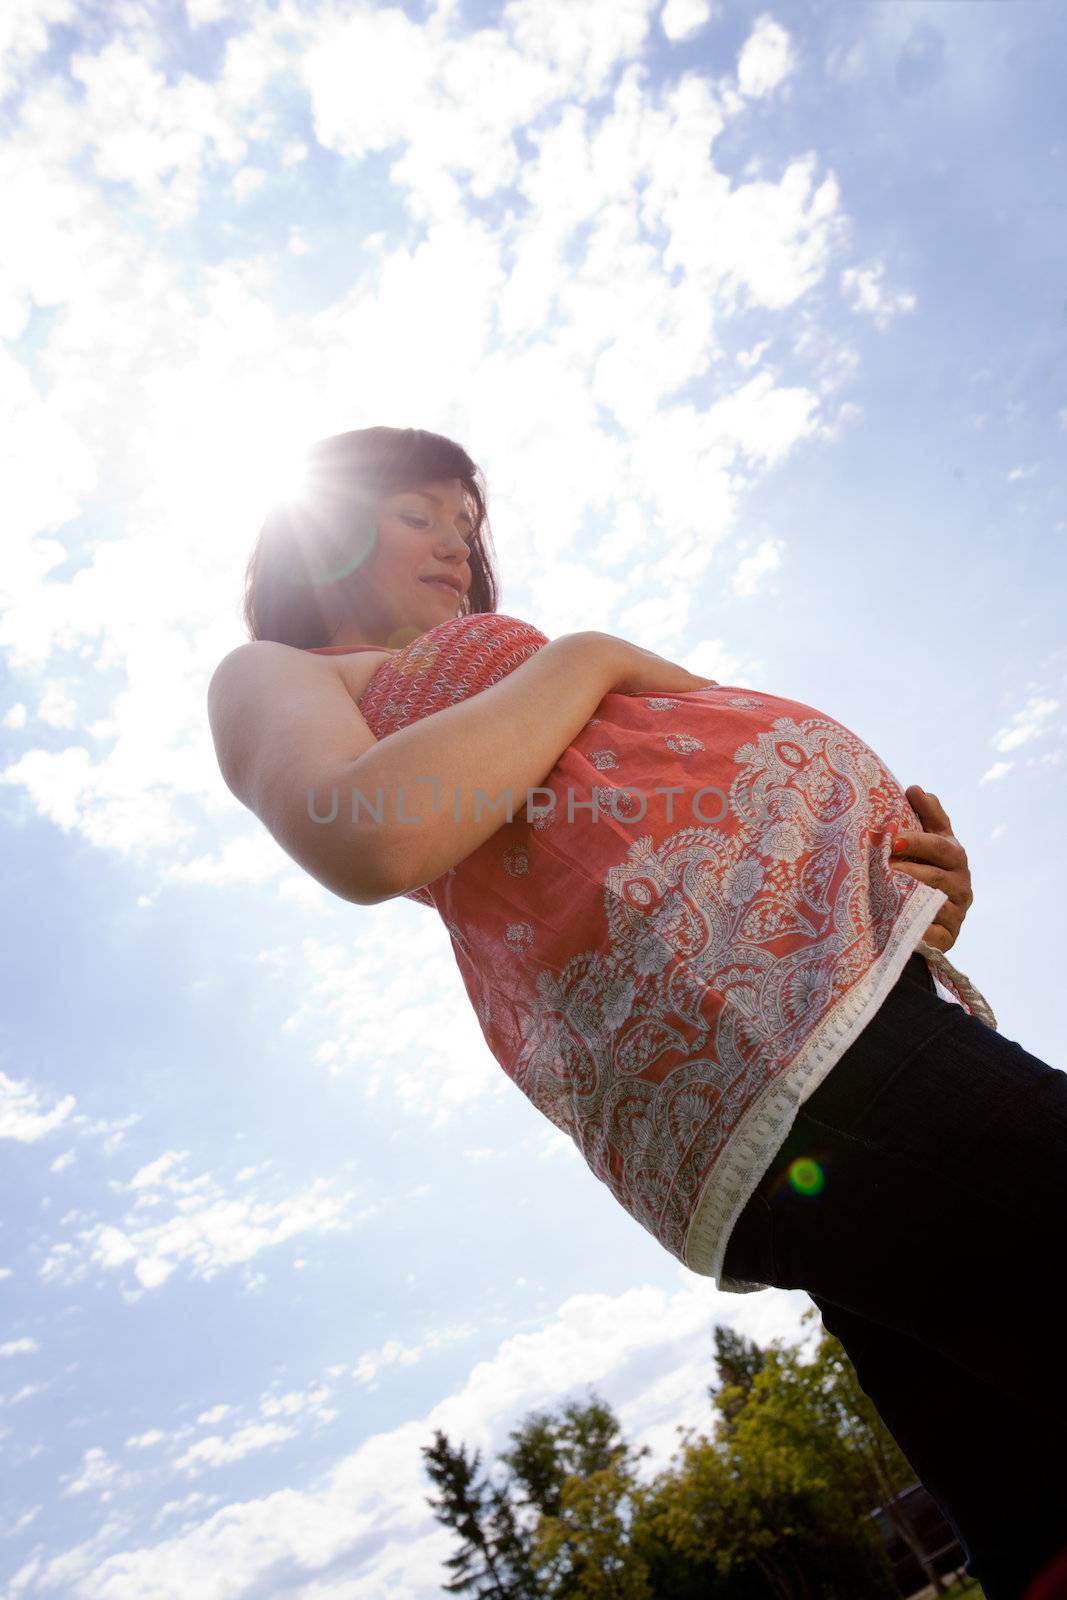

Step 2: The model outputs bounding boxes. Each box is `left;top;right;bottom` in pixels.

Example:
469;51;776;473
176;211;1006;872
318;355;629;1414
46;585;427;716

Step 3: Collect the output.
208;427;1065;1600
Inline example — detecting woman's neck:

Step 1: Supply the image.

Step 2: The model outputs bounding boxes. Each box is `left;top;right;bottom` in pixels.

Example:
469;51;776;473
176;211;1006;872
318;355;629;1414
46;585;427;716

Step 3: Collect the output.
323;619;429;652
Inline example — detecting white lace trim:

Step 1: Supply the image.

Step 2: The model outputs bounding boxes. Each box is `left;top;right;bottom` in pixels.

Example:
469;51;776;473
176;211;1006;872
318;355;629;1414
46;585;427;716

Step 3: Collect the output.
683;882;997;1293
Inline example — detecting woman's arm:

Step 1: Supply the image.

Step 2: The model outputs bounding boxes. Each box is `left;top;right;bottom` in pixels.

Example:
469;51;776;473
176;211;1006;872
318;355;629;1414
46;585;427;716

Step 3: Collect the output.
207;630;709;908
348;630;711;900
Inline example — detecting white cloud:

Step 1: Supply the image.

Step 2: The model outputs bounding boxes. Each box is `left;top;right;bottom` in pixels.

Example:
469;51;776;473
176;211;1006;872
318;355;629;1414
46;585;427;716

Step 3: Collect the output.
736;14;796;99
125;1429;166;1450
68;1111;141;1157
0;0;76;99
151;1489;223;1531
35;681;79;729
61;1446;125;1499
840;260;917;330
993;694;1059;753
8;1516;132;1595
231;165;267;201
732;537;784;597
0;1503;42;1538
164;830;289;888
660;0;713;46
0;1070;75;1143
0;1337;40;1359
979;760;1013;784
351;1332;457;1391
196;1403;235;1428
127;1150;190;1190
260;1382;337;1425
274;915;506;1120
64;34;257;228
174;1421;298;1475
1;1380;46;1407
118;1369;358;1483
38;1151;362;1296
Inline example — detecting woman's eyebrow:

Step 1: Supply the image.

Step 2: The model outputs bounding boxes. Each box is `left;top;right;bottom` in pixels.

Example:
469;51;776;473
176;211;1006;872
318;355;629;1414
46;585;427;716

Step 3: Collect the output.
410;490;474;529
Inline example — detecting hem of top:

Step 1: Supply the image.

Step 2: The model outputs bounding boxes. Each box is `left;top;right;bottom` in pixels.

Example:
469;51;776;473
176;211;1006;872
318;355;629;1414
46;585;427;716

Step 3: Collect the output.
682;880;950;1294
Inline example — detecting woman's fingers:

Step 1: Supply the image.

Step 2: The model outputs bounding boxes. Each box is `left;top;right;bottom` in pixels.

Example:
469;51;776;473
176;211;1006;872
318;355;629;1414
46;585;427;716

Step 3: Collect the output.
892;830;967;871
890;858;967;952
905;785;953;833
889;855;972;909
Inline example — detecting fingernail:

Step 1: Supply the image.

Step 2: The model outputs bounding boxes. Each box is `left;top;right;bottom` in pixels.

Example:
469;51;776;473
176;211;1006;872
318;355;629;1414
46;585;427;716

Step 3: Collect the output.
892;837;907;854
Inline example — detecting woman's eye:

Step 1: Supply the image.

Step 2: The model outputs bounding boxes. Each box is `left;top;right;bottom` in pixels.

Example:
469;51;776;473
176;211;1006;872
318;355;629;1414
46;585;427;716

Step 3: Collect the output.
401;514;473;548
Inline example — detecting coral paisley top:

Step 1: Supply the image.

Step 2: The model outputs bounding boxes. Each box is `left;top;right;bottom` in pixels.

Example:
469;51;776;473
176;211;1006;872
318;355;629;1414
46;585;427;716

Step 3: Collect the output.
307;613;996;1293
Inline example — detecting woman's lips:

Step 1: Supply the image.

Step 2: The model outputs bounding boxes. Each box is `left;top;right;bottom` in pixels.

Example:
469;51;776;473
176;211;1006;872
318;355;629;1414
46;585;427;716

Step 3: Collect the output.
421;578;459;596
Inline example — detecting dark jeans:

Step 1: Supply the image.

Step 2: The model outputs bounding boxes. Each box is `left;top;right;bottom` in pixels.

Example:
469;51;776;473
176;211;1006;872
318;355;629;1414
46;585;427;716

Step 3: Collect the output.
722;952;1067;1600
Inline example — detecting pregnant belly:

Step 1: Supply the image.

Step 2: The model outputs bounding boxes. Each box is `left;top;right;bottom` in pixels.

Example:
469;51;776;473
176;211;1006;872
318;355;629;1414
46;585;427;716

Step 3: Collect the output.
508;687;918;937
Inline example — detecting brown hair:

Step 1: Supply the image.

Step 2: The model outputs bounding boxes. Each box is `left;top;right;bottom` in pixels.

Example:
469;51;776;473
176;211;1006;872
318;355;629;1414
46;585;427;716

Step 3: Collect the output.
241;426;501;647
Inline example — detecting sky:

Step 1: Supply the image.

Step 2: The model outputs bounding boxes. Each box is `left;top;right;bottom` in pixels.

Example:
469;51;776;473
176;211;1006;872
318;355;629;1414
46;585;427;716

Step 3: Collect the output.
1;0;1065;1593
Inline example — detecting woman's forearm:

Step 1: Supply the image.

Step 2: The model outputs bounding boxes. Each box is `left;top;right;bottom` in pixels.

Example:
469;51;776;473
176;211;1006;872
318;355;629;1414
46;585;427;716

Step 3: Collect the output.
346;631;618;899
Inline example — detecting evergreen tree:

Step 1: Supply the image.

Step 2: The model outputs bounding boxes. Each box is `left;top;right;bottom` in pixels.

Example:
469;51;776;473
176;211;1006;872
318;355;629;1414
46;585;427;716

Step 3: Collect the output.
483;1479;542;1600
422;1428;538;1597
710;1324;770;1436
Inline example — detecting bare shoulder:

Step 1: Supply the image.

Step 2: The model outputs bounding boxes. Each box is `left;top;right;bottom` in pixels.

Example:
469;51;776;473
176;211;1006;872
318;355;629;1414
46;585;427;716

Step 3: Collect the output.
207;639;376;815
208;637;308;691
205;641;386;905
207;638;344;722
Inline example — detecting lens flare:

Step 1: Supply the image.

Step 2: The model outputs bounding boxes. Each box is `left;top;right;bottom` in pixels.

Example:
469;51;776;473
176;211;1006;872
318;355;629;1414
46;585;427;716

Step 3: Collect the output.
278;538;371;589
787;1157;825;1196
273;490;376;589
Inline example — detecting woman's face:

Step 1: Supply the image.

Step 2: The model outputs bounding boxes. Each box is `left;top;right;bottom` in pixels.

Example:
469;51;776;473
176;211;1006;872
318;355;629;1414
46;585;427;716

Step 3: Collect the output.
329;476;475;647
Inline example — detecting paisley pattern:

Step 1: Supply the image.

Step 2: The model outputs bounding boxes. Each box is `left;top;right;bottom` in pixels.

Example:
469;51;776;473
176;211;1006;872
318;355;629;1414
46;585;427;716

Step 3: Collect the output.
347;613;996;1293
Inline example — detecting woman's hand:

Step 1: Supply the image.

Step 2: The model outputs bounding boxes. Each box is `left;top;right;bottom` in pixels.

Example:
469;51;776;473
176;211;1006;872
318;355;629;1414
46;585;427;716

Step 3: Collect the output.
890;786;974;954
580;632;719;697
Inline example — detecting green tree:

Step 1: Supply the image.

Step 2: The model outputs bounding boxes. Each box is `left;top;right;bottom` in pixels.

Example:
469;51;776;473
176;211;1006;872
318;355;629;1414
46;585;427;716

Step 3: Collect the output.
710;1324;769;1436
422;1318;939;1600
631;1317;902;1600
499;1393;641;1521
532;1459;653;1599
499;1391;652;1598
630;1425;768;1598
722;1337;899;1600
